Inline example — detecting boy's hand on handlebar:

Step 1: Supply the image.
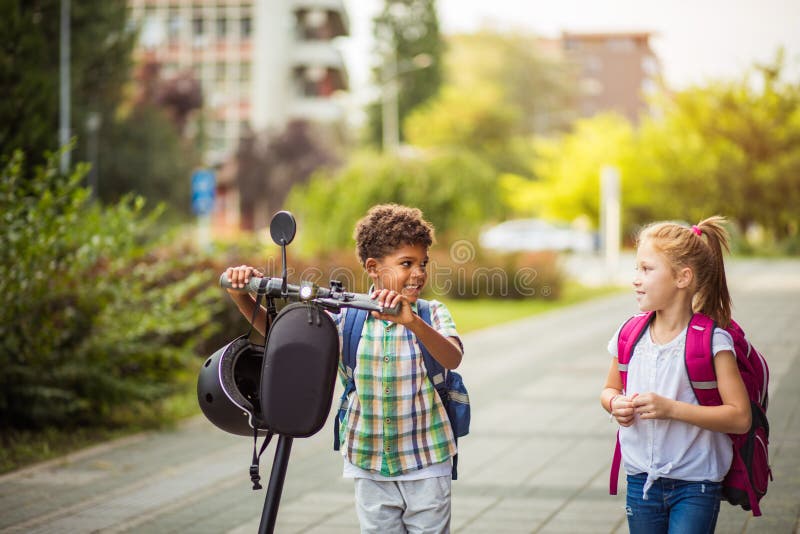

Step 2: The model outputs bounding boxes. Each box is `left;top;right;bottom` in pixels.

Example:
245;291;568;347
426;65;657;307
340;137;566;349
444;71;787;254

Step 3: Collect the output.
370;288;413;324
224;265;263;291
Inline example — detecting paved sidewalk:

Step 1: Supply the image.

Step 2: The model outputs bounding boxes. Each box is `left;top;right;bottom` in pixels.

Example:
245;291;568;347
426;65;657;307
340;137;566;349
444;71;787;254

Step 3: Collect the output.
0;259;798;533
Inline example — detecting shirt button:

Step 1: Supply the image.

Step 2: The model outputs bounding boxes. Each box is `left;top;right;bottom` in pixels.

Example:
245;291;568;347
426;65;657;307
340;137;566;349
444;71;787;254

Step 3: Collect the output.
384;356;390;362
385;445;391;452
384;387;390;394
385;417;391;424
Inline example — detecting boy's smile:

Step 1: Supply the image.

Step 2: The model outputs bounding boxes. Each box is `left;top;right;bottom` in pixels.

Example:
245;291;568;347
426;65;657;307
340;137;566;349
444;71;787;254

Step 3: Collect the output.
367;243;429;302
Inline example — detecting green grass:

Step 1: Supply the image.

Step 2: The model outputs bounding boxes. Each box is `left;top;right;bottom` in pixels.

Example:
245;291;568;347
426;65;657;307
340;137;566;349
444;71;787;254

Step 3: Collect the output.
0;389;199;475
440;283;625;333
0;427;135;475
1;283;623;475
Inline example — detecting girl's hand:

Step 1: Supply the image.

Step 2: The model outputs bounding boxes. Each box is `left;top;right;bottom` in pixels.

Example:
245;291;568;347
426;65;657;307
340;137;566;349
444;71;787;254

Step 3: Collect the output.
370;288;414;325
611;394;638;427
632;392;674;420
224;265;263;291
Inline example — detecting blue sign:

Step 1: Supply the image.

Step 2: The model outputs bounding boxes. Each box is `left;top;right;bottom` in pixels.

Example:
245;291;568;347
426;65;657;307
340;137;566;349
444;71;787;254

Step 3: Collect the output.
191;169;216;216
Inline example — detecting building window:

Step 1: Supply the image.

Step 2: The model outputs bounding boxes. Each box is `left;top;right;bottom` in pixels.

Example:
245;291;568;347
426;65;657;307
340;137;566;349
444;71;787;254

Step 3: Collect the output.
584;55;602;74
642;56;659;76
192;17;204;36
641;78;657;95
606;38;635;52
215;62;227;81
241;17;252;38
167;10;181;43
580;78;604;96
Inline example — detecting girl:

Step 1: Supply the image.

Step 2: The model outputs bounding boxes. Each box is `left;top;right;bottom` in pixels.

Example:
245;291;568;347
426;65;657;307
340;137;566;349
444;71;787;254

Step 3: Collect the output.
600;216;751;533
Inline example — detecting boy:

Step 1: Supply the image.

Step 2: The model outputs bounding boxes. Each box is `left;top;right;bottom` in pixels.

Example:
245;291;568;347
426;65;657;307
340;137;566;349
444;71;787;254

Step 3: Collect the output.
338;204;462;533
224;204;463;533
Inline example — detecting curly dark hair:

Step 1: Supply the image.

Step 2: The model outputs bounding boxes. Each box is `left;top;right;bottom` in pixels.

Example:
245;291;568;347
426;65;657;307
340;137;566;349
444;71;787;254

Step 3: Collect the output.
354;204;435;265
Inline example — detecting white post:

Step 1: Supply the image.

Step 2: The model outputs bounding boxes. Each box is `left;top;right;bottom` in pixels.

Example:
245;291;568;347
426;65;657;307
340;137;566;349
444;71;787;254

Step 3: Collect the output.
381;49;399;153
59;0;71;173
196;214;212;252
600;165;621;281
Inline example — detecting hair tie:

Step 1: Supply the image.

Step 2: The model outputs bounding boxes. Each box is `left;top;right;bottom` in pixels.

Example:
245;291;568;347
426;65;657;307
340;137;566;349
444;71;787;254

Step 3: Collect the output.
691;225;702;236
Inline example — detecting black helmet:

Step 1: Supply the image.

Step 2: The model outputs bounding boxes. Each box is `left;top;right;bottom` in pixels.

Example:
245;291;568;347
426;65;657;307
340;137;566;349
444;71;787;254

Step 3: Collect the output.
197;335;269;436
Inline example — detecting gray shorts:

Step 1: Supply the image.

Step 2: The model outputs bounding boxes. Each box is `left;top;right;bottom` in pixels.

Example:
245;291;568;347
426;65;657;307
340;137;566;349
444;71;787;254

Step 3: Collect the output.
354;476;451;534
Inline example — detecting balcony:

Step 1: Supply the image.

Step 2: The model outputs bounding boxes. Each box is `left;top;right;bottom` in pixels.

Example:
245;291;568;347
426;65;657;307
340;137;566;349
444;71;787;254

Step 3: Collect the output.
291;42;348;91
292;0;349;39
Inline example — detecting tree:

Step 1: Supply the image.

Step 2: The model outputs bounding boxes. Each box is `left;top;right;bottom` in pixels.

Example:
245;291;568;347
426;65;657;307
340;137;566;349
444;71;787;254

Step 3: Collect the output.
502;51;800;245
641;54;800;238
0;149;221;429
365;0;445;147
94;59;203;214
404;83;531;175
235;120;339;230
96;104;198;215
499;113;641;227
403;29;579;176
0;0;136;170
285;148;505;255
445;31;577;135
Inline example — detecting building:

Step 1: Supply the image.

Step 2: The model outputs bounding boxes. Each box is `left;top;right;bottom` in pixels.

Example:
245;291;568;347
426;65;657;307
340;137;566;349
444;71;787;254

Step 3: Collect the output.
128;0;350;165
560;31;662;124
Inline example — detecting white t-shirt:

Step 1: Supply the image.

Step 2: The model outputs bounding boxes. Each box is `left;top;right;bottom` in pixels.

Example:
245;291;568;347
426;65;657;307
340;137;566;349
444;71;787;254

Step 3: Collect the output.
343;458;452;481
608;323;735;499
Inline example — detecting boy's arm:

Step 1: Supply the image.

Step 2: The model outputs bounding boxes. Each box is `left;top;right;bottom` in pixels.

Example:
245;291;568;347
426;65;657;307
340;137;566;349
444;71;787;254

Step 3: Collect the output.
224;266;268;337
406;315;463;369
371;290;462;369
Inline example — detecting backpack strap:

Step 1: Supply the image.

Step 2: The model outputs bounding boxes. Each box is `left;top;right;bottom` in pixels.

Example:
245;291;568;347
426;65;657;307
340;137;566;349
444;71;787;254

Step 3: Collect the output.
610;312;653;496
334;307;367;451
416;300;446;396
416;299;461;480
616;312;653;392
685;313;722;406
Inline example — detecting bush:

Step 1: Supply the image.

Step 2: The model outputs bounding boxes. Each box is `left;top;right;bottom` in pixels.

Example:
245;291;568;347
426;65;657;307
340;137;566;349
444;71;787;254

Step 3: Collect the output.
428;248;563;300
0;150;222;429
285;148;507;256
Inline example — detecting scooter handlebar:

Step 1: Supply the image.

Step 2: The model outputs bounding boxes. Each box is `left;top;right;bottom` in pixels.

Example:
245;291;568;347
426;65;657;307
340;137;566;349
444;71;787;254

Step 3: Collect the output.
219;273;401;315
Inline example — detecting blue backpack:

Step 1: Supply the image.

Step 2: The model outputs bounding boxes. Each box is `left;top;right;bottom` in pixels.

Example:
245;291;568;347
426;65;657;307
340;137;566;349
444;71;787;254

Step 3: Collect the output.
333;299;470;479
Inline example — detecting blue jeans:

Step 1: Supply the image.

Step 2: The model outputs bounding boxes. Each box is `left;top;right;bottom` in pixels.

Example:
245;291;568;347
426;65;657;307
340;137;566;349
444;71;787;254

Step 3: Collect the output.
626;474;722;534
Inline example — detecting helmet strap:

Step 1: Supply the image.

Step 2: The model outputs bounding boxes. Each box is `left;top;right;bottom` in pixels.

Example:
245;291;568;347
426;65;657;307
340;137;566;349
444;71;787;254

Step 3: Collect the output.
250;426;274;490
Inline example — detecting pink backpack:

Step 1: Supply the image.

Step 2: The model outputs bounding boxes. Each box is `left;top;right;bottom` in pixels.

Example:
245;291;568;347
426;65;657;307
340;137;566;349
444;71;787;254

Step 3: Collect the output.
610;312;772;516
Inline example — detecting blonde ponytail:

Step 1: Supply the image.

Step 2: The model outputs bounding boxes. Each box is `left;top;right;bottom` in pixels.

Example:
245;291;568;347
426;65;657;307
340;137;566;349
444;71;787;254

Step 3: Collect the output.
692;216;732;327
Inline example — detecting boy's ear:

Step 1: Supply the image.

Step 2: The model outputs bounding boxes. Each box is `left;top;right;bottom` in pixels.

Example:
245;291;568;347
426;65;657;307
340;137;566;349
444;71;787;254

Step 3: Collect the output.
365;258;378;279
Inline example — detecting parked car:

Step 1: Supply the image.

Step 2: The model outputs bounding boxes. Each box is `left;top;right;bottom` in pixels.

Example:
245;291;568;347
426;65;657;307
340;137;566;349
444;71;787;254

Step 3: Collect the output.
479;218;596;253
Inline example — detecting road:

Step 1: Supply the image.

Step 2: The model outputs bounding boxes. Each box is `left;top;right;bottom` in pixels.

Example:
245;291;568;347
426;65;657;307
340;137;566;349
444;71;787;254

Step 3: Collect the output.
1;259;798;533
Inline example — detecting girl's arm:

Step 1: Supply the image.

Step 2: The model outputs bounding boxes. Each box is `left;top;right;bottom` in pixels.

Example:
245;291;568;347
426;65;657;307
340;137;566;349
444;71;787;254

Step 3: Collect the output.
224;266;269;337
632;350;751;434
601;358;636;427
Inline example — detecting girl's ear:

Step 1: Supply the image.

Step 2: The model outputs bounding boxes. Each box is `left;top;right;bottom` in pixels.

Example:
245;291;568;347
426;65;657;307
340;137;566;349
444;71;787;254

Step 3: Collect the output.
676;266;693;289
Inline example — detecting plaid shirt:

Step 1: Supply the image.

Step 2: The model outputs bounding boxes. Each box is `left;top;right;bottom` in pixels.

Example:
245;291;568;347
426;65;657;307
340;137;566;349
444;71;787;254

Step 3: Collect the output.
333;300;460;476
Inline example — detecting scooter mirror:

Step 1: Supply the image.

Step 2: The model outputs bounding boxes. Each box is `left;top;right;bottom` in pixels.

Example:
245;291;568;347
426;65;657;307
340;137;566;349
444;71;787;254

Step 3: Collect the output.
269;211;296;246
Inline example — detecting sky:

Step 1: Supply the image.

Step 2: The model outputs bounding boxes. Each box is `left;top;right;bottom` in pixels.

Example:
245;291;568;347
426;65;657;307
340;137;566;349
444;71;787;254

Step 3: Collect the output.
341;0;800;107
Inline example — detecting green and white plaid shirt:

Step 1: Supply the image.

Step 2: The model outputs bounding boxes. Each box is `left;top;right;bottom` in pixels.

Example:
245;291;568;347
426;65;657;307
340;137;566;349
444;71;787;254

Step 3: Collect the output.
334;300;460;476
